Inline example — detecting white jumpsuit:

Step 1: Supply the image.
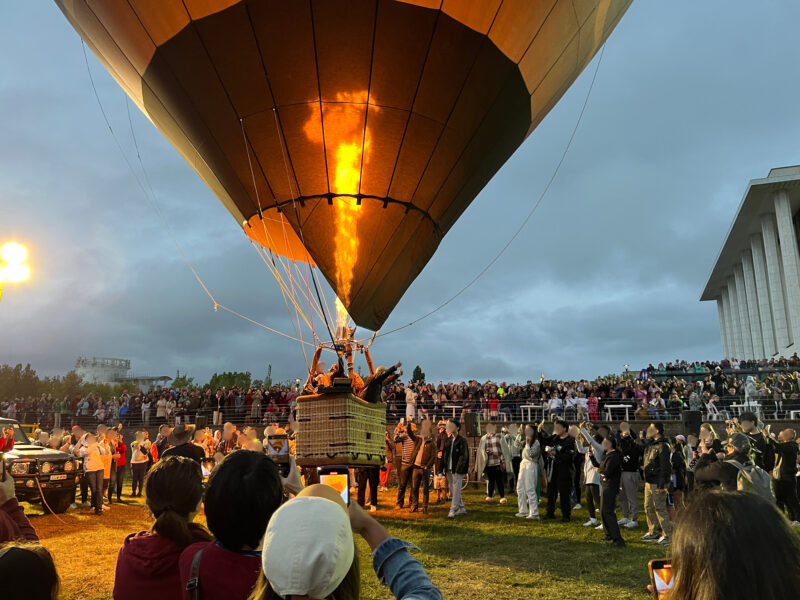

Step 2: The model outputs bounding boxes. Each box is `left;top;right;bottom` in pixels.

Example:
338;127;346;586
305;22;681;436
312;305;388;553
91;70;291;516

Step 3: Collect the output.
516;438;541;517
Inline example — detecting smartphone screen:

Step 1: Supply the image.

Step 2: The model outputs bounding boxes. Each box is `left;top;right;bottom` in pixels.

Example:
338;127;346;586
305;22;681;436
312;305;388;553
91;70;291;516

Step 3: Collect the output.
267;434;289;457
649;559;673;599
318;466;350;505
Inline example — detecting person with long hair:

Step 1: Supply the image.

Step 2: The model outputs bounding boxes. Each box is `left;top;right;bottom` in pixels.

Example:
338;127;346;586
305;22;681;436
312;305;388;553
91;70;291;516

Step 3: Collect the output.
113;456;212;600
178;450;303;600
248;484;441;600
660;491;800;599
513;424;542;519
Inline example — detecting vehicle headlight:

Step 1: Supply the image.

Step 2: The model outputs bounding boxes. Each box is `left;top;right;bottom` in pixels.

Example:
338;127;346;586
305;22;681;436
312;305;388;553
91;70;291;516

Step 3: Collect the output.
40;462;53;475
10;463;29;475
63;461;74;472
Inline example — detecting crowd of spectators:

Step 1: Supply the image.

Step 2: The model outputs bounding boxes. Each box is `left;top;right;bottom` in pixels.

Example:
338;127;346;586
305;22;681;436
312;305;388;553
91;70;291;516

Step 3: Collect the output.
4;356;800;435
2;405;800;599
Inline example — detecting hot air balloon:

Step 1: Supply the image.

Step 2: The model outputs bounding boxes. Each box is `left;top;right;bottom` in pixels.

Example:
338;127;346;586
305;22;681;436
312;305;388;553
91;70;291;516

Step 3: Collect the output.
55;0;630;334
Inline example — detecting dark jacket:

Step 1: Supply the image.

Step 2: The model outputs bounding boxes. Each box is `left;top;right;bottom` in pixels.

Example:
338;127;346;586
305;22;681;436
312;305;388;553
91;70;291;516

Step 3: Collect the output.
618;432;642;473
773;441;799;481
593;448;622;490
744;430;773;471
642;436;671;489
694;451;749;491
412;438;437;470
539;433;576;479
442;434;469;475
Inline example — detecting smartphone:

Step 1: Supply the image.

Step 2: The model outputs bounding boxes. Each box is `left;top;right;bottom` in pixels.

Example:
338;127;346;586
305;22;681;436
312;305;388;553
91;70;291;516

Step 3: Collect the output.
267;434;290;477
648;559;674;599
318;466;350;505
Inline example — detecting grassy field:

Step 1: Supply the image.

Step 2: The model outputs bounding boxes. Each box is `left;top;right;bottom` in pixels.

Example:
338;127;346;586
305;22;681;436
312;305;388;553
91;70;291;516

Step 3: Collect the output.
25;487;665;600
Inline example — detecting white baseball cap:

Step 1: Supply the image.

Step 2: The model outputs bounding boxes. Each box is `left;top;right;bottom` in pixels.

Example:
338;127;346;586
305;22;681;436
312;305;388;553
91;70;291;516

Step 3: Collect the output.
262;496;354;598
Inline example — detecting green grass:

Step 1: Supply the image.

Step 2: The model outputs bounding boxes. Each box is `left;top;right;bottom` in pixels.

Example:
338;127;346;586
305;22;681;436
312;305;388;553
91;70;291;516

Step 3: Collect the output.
26;487;665;599
356;487;664;600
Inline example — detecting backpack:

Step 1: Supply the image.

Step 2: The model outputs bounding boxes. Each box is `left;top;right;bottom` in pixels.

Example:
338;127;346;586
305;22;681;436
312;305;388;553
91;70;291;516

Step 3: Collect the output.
726;459;775;501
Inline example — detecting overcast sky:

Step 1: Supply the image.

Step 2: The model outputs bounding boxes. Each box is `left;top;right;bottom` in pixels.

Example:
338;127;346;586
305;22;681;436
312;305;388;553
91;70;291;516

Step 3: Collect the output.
3;1;800;386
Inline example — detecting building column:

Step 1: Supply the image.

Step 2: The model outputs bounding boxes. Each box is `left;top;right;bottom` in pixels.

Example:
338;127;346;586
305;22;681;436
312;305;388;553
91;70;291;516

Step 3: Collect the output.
716;298;730;358
761;212;792;350
741;250;764;359
774;189;800;350
750;233;777;356
721;285;737;359
733;265;753;359
727;277;744;359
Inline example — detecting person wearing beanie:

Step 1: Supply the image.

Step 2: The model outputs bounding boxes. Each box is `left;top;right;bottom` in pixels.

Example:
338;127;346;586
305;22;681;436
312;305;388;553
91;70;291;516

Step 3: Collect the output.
695;432;753;491
248;484;442;600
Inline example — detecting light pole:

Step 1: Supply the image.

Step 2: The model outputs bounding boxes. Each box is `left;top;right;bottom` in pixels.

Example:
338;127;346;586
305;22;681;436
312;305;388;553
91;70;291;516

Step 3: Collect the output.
0;242;30;302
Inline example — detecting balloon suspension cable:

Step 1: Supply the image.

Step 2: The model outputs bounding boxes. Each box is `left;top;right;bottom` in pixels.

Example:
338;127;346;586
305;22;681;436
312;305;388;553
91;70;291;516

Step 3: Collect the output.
270;107;341;352
81;40;313;348
376;43;607;340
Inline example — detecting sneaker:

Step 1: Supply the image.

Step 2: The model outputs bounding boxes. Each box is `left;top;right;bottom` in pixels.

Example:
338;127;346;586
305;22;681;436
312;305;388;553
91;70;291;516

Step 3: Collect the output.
69;503;78;510
515;512;528;518
624;520;639;529
369;506;377;513
640;533;660;542
618;517;630;525
455;507;467;516
79;502;90;508
583;518;598;527
790;521;800;527
101;504;110;511
573;503;582;510
610;539;626;548
499;497;507;505
485;496;494;503
655;536;671;546
447;511;456;518
595;524;604;530
526;514;540;520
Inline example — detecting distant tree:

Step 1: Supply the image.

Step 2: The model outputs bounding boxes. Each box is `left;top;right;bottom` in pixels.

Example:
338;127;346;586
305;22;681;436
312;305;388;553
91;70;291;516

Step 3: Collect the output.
172;370;195;390
207;371;252;390
412;365;425;383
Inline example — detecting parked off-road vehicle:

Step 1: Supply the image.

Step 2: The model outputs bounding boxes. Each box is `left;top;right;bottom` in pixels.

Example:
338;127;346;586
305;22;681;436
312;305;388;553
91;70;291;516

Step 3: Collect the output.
1;417;81;513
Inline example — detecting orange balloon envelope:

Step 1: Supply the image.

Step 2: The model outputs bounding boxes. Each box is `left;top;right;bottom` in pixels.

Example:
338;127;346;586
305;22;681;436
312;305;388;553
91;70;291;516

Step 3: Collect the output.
55;0;630;330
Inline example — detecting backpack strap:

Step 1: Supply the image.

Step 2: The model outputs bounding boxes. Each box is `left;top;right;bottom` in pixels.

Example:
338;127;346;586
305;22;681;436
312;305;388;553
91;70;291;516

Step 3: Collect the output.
185;547;205;600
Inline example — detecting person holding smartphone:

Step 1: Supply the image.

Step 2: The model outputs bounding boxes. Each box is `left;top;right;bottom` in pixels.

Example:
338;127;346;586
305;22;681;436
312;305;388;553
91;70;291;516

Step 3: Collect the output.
647;491;800;599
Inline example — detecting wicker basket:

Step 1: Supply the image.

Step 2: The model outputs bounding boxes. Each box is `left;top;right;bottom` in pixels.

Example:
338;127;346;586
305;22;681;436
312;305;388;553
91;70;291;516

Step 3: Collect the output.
295;390;386;467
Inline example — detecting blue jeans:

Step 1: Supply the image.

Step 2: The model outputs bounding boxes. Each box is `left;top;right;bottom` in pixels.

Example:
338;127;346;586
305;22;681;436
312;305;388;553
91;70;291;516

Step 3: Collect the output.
372;537;442;600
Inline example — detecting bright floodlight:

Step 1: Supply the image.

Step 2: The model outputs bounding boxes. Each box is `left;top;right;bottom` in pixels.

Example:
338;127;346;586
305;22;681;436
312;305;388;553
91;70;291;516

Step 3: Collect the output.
1;242;27;265
0;264;30;283
0;242;30;283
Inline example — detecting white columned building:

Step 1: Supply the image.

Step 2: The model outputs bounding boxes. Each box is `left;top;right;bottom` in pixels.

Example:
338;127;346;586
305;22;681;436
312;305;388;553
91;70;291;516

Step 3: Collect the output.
702;166;800;360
